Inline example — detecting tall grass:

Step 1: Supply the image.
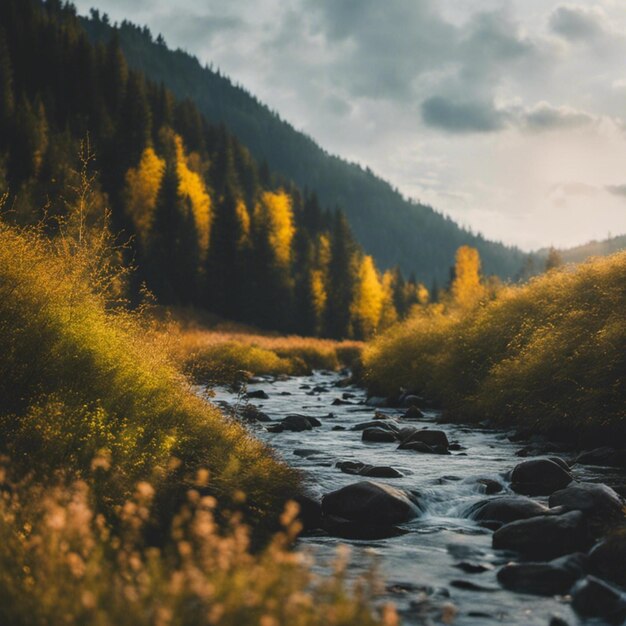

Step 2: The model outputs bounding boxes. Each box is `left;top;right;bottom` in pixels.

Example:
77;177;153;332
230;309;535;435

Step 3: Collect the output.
158;312;363;384
0;219;297;522
364;253;626;443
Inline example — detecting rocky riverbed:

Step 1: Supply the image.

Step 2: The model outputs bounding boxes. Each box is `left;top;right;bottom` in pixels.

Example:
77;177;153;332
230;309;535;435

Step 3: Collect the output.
205;371;626;626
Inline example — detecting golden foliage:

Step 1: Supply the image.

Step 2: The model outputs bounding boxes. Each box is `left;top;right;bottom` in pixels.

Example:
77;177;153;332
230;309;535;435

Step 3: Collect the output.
364;251;626;440
450;245;485;309
175;135;212;256
351;255;385;339
257;190;295;267
124;146;165;244
235;198;251;246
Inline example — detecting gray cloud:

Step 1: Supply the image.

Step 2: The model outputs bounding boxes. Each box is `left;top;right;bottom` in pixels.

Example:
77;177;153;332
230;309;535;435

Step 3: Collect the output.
550;6;608;41
522;102;595;132
606;184;626;198
421;96;509;133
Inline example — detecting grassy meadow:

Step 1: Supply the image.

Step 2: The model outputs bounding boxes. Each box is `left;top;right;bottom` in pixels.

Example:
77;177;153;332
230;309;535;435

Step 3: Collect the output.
157;310;363;385
0;218;393;626
363;251;626;444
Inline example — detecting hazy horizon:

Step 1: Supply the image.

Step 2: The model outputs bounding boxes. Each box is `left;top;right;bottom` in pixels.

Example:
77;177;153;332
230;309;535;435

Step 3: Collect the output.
73;0;626;252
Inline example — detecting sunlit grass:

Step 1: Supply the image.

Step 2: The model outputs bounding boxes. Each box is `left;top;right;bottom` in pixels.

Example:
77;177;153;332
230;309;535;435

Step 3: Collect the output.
157;311;363;384
364;253;626;442
0;471;397;626
0;220;298;525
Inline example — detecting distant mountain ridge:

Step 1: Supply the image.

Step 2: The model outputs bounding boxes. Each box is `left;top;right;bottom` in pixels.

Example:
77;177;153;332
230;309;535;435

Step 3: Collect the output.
542;234;626;265
82;13;527;285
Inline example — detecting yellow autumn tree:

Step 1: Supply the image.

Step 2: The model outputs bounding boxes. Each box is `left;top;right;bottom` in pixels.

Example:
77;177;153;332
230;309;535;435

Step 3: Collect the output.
379;270;399;330
175;135;212;257
235;198;251;248
351;255;385;339
257;190;295;267
124;146;165;245
451;245;485;309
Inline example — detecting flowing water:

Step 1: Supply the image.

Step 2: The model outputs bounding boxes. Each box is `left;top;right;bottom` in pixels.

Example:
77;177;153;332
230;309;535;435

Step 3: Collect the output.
205;371;625;626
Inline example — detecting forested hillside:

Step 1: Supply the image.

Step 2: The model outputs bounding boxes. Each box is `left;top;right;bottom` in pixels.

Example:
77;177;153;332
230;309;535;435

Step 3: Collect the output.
81;12;527;285
0;0;424;339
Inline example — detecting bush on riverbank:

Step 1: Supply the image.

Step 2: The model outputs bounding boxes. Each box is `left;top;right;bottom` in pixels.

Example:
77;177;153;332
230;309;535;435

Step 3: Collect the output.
363;252;626;443
158;312;363;384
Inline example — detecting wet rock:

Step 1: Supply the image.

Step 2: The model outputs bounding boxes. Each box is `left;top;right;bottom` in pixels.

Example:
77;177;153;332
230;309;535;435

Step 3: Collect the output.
403;406;425;420
497;553;587;596
267;424;284;433
400;429;450;449
398;441;449;454
332;398;353;406
576;447;626;469
342;392;356;400
336;461;404;478
493;511;589;559
351;420;400;433
239;404;271;422
510;458;572;496
281;415;313;432
468;496;549;524
548;482;625;527
321;481;422;527
476;479;503;495
373;410;392;420
245;389;269;400
362;427;398;443
588;531;626;587
448;443;467;452
293;449;322;458
332;425;346;431
571;576;626;622
365;396;388;407
549;617;570;626
299;384;311;389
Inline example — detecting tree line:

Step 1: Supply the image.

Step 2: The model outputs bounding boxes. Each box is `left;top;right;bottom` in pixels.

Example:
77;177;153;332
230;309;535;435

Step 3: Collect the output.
0;0;428;339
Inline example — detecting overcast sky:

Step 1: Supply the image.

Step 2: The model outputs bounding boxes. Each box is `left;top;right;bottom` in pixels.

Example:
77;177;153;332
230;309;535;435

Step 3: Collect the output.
73;0;626;250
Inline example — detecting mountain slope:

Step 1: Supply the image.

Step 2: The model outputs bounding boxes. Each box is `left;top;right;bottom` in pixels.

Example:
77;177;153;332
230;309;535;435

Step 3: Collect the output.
82;15;527;285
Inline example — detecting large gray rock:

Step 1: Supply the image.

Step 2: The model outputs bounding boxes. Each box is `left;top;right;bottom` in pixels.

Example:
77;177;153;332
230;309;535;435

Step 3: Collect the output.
549;482;625;523
362;427;397;443
399;429;449;449
497;553;587;596
351;420;400;433
468;496;549;525
571;576;626;622
510;458;572;496
493;511;589;559
281;415;313;432
322;481;422;526
336;461;404;478
588;531;626;587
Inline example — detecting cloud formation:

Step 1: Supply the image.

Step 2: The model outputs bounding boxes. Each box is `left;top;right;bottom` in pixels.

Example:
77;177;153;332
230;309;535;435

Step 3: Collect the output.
72;0;626;249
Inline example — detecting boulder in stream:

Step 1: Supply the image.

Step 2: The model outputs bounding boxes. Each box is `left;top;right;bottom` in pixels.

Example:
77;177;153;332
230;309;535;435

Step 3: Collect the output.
497;553;587;596
336;461;404;478
399;429;450;449
245;389;269;400
281;415;314;432
548;482;625;529
510;458;573;496
571;576;626;622
321;480;422;527
493;510;589;559
362;427;398;443
467;495;549;525
575;447;626;468
588;530;626;587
